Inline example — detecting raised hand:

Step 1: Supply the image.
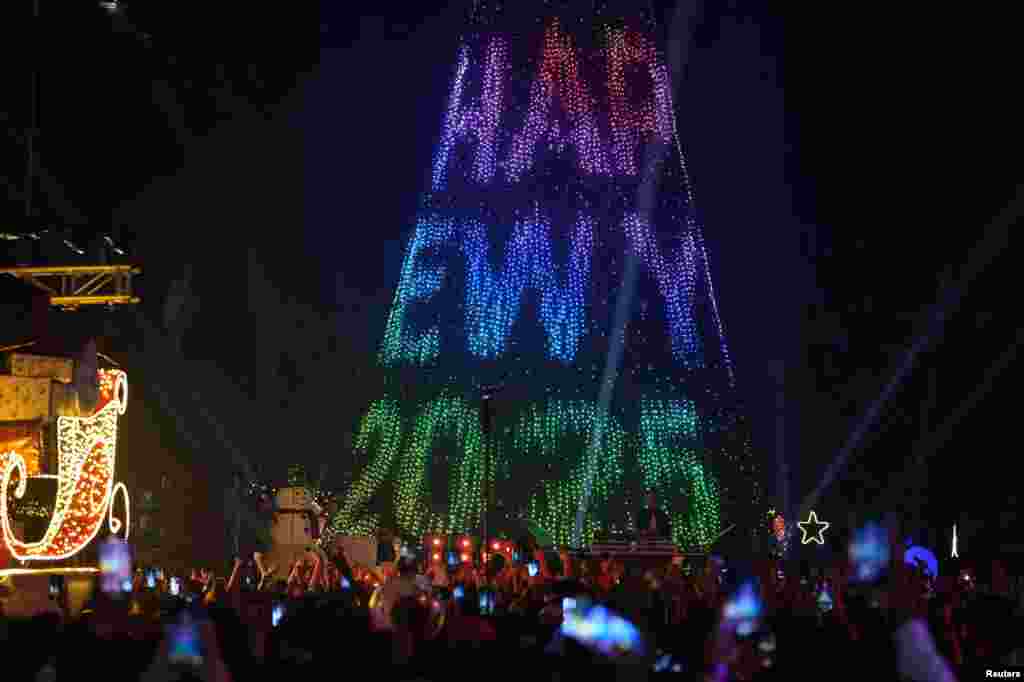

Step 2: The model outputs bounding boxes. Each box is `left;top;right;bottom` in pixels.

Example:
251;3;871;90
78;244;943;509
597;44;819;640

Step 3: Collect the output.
887;525;916;625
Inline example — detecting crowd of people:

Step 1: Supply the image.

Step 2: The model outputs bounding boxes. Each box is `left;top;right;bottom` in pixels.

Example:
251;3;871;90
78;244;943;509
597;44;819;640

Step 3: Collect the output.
2;527;1022;681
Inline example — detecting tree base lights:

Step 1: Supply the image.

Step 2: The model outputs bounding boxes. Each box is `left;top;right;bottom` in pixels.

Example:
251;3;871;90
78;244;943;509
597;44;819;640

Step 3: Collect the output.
1;369;130;561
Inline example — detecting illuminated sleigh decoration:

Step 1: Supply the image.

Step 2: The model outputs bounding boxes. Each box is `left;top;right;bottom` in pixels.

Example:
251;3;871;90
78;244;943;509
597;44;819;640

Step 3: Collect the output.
1;369;130;561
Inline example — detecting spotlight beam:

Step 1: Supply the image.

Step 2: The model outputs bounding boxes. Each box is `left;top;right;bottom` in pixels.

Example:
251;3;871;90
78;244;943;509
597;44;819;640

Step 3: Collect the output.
799;185;1022;520
1;112;87;227
885;327;1022;513
574;0;702;548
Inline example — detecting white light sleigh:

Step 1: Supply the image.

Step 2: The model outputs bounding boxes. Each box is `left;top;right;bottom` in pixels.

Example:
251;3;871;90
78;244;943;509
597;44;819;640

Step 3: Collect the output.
1;369;130;561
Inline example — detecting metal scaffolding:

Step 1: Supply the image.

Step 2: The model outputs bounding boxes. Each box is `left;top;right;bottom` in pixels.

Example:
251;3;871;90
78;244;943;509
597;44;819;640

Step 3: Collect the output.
0;264;140;309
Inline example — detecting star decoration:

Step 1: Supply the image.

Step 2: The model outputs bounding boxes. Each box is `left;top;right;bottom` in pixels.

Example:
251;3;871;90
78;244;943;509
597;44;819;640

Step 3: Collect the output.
798;511;829;545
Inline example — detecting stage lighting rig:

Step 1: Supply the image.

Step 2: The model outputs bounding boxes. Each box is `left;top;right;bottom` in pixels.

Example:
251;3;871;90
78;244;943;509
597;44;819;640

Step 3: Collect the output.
0;264;140;309
0;230;43;242
63;239;85;256
103;235;125;256
2;1;140;311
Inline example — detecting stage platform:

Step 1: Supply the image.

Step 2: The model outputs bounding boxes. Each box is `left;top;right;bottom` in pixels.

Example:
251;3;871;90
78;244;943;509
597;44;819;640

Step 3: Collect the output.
574;540;706;572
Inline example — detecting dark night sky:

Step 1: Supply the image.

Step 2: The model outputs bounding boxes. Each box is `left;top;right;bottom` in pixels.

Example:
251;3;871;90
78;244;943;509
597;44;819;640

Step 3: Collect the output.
1;1;1018;538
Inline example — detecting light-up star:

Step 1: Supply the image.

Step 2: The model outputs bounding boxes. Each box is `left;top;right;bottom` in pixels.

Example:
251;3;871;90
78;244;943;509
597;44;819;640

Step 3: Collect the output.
798;511;830;545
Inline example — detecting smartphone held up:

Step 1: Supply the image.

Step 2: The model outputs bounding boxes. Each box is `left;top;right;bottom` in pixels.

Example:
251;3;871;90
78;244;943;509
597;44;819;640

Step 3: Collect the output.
167;611;205;667
561;597;643;657
723;579;762;637
100;537;133;597
848;522;889;583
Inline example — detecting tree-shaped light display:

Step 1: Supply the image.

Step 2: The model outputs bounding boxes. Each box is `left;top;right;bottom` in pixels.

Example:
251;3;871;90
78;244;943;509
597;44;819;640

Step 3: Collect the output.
332;1;761;549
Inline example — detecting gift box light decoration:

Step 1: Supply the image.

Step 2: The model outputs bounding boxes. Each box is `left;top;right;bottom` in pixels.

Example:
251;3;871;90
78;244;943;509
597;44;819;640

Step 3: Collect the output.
331;2;760;549
2;369;130;561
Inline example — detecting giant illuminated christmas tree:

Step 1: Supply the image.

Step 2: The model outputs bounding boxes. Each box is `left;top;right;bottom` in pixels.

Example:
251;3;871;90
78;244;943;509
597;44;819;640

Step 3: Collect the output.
333;0;762;550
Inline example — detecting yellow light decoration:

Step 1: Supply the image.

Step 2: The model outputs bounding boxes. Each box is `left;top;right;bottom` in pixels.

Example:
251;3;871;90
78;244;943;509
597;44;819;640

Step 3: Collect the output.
0;567;99;577
369;586;383;610
109;482;130;539
797;510;829;546
1;369;130;561
0;430;42;477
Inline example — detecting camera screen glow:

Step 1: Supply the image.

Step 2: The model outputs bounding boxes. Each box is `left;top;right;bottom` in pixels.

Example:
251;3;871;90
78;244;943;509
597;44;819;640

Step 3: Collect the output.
168;624;202;665
561;600;642;655
849;523;889;582
723;580;761;636
903;545;938;578
99;538;131;594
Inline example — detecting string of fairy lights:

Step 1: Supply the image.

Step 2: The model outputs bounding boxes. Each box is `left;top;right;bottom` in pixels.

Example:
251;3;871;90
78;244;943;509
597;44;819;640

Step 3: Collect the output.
334;5;760;549
382;209;706;368
433;20;675;191
517;400;625;547
330;392;745;548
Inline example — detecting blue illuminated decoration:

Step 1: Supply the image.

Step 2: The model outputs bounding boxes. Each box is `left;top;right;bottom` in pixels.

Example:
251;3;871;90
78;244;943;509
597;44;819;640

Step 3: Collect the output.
463;209;593;363
849;522;890;583
904;545;939;578
624;213;702;368
380;214;455;367
385;210;706;367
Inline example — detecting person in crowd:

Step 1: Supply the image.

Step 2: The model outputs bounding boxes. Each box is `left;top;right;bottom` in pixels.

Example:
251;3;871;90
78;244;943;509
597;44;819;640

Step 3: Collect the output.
390;594;432;668
317;500;337;542
428;559;449;588
636;489;672;539
224;473;277;590
447;584;497;646
377;527;397;574
11;513;1021;681
250;492;278;590
372;557;422;631
224;472;246;567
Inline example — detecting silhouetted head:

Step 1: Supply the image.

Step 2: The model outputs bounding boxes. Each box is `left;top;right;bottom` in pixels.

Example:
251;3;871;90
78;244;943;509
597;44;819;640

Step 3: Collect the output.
397;557;418;576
